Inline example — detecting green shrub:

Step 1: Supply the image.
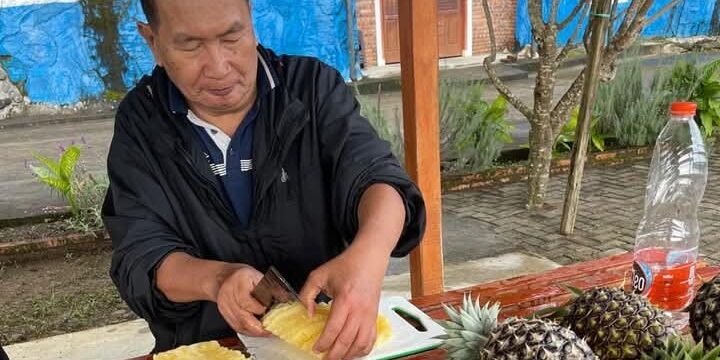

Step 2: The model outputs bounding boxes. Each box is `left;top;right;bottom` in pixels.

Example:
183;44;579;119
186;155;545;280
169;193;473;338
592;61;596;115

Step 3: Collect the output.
356;79;512;173
29;144;108;235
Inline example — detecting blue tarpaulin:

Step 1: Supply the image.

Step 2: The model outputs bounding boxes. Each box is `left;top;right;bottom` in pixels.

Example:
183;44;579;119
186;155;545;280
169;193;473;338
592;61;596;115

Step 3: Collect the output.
515;0;716;48
0;0;358;104
0;2;105;103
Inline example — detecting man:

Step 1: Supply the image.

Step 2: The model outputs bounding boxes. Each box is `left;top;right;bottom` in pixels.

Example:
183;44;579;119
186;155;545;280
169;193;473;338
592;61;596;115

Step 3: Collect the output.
102;0;426;359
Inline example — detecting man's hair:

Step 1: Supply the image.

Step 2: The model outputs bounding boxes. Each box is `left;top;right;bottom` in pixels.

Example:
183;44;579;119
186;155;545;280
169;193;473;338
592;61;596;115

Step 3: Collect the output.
140;0;156;25
140;0;248;26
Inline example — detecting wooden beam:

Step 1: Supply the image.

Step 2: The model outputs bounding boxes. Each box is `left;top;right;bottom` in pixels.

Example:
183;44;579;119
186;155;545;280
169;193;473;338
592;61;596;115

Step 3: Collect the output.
398;0;444;298
561;0;612;235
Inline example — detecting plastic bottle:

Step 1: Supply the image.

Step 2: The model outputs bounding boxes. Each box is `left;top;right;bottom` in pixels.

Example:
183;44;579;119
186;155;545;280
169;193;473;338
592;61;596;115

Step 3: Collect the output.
632;101;708;313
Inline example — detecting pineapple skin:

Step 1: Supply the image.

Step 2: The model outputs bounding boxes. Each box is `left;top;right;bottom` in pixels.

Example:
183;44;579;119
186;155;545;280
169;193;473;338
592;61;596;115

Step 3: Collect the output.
690;275;720;350
561;288;675;360
262;301;392;357
482;318;597;360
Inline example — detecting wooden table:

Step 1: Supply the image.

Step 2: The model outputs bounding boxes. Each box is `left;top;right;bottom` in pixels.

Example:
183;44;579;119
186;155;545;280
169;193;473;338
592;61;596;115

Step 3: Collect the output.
130;253;720;360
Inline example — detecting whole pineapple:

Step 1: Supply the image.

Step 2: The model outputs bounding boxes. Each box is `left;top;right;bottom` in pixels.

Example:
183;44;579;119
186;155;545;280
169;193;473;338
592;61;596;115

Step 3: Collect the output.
641;336;720;360
689;275;720;349
560;287;675;360
484;317;597;360
436;293;597;360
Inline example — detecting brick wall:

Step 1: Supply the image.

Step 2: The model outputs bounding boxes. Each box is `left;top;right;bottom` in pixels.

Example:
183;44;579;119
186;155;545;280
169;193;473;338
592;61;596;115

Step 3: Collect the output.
473;0;517;54
355;0;517;67
356;0;378;67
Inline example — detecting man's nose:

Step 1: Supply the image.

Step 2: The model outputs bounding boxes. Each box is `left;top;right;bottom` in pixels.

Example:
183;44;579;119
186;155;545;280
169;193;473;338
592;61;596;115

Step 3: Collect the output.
203;43;232;79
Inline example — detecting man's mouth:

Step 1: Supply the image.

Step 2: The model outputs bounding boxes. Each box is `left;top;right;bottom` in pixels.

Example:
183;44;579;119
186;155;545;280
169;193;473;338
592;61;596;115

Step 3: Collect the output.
207;85;234;97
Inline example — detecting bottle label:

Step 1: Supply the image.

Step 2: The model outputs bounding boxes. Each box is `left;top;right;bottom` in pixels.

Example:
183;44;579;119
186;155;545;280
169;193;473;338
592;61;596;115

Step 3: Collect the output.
632;261;653;295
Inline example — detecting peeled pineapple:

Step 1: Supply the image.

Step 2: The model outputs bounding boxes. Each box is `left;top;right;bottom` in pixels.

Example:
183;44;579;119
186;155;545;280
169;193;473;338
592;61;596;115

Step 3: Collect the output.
262;301;392;357
153;340;249;360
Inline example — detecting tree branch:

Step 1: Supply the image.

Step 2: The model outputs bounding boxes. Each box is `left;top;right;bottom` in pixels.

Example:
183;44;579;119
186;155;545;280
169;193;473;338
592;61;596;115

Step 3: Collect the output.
482;0;534;120
615;0;644;38
529;0;546;39
558;0;589;30
551;0;560;25
606;0;619;43
556;5;591;66
551;70;586;127
625;0;654;37
645;0;681;25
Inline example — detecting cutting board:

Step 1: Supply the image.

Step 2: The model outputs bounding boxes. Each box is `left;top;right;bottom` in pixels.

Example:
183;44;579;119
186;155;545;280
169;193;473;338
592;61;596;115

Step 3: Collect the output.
238;296;446;360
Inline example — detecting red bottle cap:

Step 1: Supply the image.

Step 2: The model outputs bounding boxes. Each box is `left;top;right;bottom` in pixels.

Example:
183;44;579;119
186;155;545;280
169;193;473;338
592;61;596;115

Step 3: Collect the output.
670;101;697;116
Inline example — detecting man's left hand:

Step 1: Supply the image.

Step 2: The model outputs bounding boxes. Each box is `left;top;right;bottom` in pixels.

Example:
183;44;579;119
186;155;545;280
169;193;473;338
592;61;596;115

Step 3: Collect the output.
299;241;390;360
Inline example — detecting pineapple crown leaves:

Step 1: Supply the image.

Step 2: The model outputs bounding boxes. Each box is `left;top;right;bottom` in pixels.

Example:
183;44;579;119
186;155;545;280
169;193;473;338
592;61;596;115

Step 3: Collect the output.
434;293;501;360
642;337;720;360
529;284;585;320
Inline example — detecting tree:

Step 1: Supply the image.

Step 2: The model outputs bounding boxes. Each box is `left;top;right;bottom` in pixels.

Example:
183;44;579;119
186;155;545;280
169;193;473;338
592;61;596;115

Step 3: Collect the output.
481;0;679;210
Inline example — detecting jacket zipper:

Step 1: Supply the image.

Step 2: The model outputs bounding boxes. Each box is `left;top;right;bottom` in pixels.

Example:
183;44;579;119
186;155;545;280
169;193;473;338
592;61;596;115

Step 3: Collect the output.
252;101;308;217
178;146;238;227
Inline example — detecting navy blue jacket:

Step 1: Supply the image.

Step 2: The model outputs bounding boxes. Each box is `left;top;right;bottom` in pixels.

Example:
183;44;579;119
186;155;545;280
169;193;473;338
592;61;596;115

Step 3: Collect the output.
102;45;426;352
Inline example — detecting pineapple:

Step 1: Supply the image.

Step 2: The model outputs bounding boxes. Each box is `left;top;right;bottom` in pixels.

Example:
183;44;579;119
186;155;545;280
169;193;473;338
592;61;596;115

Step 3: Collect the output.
557;287;675;360
262;301;392;357
689;275;720;349
484;317;597;360
641;336;720;359
153;340;249;360
436;293;597;360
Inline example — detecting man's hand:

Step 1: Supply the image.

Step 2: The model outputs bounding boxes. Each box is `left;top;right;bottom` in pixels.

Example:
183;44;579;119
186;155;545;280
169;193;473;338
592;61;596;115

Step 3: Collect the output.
298;184;406;360
214;264;271;337
299;242;390;360
155;253;271;337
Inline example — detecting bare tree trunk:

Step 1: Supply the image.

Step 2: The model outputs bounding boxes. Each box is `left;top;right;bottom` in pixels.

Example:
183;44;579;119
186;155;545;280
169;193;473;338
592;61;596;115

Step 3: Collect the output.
527;122;555;208
481;0;680;211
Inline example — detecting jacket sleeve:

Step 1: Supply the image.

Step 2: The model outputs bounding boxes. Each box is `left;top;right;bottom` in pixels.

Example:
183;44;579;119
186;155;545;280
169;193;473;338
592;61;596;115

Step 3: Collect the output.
314;65;426;257
102;104;201;323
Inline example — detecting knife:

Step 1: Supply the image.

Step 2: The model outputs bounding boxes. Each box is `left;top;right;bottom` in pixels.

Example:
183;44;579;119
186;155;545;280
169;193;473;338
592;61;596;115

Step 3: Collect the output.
251;266;301;309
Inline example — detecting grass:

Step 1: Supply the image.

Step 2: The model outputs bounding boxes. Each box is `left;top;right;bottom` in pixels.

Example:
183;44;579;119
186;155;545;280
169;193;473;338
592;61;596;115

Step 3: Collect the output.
0;249;136;345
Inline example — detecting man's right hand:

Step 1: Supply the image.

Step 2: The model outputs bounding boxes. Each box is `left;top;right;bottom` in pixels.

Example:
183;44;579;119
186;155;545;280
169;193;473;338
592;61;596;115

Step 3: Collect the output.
155;253;270;337
213;264;271;337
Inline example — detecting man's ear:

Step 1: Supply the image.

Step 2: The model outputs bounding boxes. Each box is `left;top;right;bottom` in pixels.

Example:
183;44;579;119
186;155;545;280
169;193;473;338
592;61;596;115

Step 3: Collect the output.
137;22;164;67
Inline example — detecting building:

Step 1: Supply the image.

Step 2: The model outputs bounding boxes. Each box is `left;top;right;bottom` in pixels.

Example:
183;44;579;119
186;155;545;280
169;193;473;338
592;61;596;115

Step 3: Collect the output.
356;0;518;67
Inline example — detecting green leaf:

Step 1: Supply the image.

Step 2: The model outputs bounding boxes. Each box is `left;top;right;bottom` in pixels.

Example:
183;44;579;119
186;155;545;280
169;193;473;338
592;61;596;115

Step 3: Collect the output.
592;132;606;152
563;285;585;297
700;111;715;137
31;152;62;178
60;145;81;180
29;165;52;180
700;58;720;81
37;175;71;197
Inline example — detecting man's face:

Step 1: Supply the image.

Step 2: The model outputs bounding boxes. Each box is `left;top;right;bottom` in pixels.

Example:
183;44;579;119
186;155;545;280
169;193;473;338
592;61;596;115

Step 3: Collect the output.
139;0;258;117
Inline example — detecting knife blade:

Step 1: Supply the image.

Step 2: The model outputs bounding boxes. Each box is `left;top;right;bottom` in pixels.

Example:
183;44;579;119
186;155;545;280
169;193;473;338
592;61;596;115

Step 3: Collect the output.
251;266;301;309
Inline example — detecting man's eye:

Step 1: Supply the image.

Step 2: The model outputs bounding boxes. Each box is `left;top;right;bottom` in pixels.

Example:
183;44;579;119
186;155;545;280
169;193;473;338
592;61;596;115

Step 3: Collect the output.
180;42;202;51
223;37;241;44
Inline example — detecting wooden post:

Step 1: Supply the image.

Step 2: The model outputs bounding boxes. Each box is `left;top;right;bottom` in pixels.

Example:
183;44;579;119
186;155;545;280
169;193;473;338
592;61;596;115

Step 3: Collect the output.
398;0;445;297
560;0;612;235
